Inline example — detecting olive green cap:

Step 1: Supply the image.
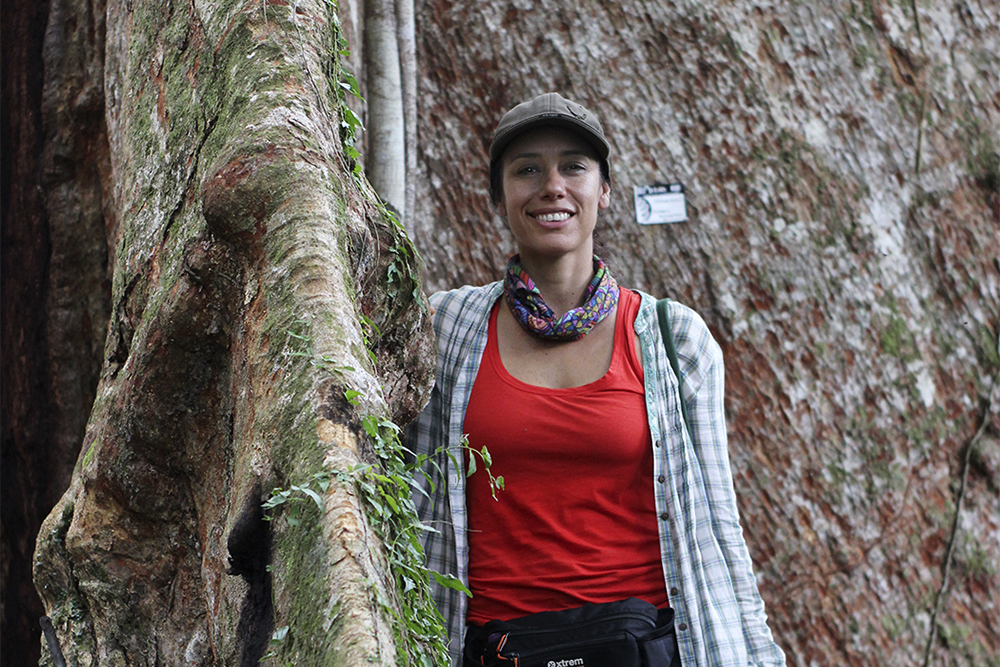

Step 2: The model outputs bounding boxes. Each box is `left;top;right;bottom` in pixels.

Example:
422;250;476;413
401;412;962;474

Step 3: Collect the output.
489;92;611;164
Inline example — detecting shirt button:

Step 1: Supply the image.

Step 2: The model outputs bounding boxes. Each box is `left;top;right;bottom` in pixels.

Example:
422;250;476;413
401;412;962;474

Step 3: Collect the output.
657;475;665;483
654;440;661;448
678;622;688;631
659;512;669;521
670;587;678;596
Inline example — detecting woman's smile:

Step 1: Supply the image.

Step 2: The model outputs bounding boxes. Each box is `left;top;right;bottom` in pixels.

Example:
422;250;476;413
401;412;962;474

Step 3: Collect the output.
531;209;574;225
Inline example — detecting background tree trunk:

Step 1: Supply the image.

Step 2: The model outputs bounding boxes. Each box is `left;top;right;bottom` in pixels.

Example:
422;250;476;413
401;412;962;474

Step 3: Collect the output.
396;0;418;231
364;0;406;215
2;0;112;664
11;0;436;665
410;1;999;666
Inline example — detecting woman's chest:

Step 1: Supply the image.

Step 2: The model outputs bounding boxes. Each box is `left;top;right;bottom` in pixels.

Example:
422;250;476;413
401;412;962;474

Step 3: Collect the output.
497;314;617;388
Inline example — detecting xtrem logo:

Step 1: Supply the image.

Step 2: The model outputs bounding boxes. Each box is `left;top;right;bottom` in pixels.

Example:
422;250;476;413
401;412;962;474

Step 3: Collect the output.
547;660;584;667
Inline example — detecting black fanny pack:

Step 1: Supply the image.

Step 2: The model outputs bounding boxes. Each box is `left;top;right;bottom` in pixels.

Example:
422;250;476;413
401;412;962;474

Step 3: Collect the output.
464;598;678;667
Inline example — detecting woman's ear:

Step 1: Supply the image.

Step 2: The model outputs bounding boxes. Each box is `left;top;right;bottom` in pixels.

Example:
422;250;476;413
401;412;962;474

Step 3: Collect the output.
497;198;507;218
598;181;611;210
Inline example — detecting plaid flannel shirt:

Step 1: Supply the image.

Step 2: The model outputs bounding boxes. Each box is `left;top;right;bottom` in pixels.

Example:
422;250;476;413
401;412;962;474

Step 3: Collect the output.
406;282;785;667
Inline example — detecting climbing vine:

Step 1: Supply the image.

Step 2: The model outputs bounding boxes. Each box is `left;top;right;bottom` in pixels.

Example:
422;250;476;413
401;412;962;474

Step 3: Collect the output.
263;412;458;666
324;0;365;180
267;306;457;665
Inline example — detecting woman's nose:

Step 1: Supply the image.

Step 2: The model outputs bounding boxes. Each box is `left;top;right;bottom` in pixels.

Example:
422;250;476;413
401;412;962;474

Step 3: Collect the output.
540;168;566;197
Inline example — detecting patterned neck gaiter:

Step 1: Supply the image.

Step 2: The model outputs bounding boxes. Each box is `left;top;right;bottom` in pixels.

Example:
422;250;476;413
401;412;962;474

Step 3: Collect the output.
504;254;620;341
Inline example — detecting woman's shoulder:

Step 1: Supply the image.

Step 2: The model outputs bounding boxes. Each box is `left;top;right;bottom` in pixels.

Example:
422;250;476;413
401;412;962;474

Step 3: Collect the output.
429;282;502;316
428;282;499;309
428;281;503;339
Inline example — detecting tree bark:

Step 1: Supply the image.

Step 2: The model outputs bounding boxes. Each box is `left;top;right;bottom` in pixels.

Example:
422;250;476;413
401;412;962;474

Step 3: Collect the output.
2;0;111;664
411;1;1000;666
364;0;406;216
28;1;435;665
396;0;418;232
1;3;54;665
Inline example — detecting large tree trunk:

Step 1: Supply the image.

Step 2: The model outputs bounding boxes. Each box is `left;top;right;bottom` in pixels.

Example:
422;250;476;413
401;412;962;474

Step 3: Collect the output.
23;0;436;665
411;2;999;666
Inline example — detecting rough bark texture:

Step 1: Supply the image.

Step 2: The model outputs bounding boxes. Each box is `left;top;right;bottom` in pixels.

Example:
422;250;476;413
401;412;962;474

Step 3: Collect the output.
411;1;999;666
2;0;112;664
22;0;434;665
2;4;52;666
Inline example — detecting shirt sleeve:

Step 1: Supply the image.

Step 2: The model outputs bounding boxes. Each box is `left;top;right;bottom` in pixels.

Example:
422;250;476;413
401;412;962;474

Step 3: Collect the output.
404;283;500;666
670;302;786;667
405;289;461;658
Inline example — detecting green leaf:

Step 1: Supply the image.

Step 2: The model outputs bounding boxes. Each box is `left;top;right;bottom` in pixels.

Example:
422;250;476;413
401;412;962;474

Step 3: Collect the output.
300;486;323;510
383;494;399;513
466;451;477;477
408;479;431;501
342;106;364;131
414;521;439;534
271;626;289;644
361;415;379;438
341;72;362;98
262;488;291;510
431;571;472;597
359;314;382;337
379;419;401;434
344;389;362;405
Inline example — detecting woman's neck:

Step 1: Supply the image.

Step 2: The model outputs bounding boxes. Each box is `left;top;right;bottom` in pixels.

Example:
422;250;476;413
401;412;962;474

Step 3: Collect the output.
517;251;596;317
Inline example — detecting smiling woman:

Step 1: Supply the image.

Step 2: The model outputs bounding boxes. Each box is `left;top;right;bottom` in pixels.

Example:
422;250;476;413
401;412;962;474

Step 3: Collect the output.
407;93;786;667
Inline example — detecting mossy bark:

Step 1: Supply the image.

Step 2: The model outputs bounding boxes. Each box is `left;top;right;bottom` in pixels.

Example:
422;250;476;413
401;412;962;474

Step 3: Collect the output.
32;1;434;665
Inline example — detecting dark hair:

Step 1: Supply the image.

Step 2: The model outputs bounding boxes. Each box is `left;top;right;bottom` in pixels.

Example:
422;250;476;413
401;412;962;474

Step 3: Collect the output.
489;150;611;208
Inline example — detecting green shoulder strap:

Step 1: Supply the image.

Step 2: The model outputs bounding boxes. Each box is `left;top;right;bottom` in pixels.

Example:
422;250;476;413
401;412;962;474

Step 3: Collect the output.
656;298;694;443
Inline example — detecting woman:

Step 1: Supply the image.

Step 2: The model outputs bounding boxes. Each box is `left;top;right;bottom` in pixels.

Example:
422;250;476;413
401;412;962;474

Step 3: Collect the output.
408;93;785;667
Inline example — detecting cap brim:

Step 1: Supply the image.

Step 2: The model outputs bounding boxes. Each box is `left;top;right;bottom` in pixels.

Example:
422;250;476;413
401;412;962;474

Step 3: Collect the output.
490;116;611;163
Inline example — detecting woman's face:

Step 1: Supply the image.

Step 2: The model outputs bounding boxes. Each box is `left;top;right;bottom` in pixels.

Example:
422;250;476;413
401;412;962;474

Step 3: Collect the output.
497;126;610;264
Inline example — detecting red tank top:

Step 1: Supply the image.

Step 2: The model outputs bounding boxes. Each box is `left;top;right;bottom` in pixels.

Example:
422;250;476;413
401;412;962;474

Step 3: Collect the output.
463;288;668;624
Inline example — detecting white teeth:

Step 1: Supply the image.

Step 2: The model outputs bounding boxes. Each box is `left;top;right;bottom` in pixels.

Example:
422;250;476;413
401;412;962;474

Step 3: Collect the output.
535;212;572;222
